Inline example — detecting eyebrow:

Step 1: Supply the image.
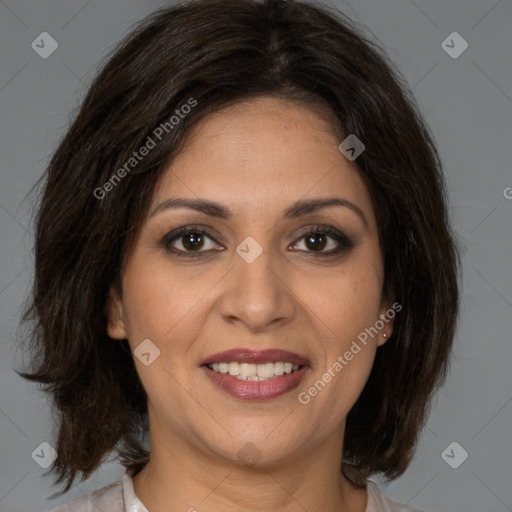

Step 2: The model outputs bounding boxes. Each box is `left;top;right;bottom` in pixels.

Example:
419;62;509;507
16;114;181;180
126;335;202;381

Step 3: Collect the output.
150;197;368;227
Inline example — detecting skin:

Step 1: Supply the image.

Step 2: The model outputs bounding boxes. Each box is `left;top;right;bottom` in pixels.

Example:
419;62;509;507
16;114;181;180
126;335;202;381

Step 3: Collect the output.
107;96;393;512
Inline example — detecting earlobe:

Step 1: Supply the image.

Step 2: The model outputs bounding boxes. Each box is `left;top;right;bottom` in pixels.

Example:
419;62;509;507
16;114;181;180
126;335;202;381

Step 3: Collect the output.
377;299;396;346
378;332;390;347
105;286;127;340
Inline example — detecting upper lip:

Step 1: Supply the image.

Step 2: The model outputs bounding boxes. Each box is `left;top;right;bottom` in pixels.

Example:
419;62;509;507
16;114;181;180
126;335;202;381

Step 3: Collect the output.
200;349;310;366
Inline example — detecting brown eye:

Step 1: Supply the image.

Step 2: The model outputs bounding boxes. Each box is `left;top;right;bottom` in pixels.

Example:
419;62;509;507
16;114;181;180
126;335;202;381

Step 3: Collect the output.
181;232;205;251
163;227;222;256
290;226;355;256
162;225;355;259
303;233;328;251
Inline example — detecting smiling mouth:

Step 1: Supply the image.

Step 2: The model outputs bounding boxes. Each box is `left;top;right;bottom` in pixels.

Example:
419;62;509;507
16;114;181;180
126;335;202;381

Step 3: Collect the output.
205;361;302;381
200;348;310;400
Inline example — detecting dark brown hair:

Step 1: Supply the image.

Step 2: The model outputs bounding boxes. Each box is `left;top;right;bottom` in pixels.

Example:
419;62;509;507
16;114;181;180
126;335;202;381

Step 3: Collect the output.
18;0;460;495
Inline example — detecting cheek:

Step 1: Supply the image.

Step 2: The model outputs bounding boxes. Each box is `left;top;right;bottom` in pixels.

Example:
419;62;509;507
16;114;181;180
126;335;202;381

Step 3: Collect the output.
299;255;383;345
119;265;209;415
295;312;377;440
121;261;209;344
294;255;382;414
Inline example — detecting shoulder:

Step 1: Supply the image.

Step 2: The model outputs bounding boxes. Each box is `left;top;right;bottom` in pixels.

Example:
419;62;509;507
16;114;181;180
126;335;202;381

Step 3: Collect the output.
48;479;124;512
366;480;424;512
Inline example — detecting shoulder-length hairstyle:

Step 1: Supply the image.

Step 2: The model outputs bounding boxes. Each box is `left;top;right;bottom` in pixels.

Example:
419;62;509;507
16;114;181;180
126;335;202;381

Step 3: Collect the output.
19;0;459;494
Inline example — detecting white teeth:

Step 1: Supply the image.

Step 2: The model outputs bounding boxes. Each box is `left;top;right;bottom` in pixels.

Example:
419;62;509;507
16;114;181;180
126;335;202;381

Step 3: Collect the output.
208;361;302;379
240;363;257;377
228;362;239;376
274;362;285;376
258;362;275;378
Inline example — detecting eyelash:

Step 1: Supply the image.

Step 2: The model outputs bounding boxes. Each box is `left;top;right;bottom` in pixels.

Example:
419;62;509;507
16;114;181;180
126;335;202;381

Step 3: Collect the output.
161;224;356;258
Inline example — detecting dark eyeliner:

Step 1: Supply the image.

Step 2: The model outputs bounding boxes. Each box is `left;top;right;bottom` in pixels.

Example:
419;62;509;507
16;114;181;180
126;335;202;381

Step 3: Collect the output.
161;225;220;258
161;224;355;258
292;225;356;256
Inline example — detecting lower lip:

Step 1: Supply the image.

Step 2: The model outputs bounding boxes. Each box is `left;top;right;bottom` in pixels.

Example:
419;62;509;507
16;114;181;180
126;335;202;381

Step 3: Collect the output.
202;366;309;400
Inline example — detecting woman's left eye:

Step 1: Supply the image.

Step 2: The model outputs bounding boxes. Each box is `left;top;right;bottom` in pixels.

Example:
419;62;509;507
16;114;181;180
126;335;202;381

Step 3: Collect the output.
289;227;355;256
162;225;355;258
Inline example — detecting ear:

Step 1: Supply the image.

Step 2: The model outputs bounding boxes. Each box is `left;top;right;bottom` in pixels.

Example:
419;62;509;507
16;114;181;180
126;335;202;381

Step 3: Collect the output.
376;298;398;347
105;286;128;340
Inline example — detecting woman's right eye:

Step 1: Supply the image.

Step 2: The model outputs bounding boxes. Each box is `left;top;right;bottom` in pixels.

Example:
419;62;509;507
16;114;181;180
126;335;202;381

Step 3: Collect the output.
162;228;223;257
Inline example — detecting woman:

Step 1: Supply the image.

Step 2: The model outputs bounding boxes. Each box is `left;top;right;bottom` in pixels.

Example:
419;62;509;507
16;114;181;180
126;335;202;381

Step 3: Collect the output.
19;0;459;510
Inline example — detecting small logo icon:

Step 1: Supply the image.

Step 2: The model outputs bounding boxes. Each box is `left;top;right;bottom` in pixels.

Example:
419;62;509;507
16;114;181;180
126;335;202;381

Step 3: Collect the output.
236;236;263;263
338;134;365;161
441;441;468;469
31;441;57;469
441;32;468;59
31;32;59;59
134;338;161;366
237;442;262;466
503;187;512;200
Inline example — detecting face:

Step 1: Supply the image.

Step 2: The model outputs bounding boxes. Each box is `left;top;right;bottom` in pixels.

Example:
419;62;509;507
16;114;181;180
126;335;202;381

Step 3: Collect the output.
107;96;392;468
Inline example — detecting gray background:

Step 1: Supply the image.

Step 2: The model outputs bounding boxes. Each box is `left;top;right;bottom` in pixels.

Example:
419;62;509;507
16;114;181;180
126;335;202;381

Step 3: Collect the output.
1;1;511;511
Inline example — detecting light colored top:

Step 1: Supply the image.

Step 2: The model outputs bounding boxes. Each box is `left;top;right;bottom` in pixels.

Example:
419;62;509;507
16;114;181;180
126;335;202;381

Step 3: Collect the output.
49;470;423;512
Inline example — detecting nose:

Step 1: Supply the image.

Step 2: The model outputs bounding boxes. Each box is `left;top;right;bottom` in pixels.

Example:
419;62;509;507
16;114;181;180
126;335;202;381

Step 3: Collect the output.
218;241;297;333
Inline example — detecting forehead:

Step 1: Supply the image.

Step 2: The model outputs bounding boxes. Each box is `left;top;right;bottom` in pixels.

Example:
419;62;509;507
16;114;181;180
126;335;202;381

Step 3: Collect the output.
151;97;373;220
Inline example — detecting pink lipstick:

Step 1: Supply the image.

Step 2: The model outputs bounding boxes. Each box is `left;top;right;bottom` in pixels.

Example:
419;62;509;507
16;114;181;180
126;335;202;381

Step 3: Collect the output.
200;349;310;400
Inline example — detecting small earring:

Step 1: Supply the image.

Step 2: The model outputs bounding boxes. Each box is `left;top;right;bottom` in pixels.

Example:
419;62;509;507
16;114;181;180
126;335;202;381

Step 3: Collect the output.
382;333;388;339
